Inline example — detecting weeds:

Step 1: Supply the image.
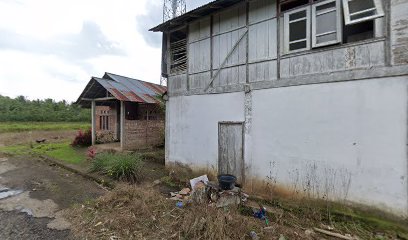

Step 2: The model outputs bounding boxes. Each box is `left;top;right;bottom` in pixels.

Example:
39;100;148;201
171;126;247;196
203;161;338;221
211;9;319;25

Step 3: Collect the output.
67;184;275;240
90;152;145;183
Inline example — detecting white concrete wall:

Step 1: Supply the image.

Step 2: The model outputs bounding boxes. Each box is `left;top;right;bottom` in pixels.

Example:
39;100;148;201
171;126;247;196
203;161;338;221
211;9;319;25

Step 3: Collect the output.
167;92;245;168
166;76;408;216
250;76;408;216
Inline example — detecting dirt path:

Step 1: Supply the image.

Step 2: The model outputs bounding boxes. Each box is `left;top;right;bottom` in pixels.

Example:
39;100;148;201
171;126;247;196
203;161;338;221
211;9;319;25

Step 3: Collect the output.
0;154;105;240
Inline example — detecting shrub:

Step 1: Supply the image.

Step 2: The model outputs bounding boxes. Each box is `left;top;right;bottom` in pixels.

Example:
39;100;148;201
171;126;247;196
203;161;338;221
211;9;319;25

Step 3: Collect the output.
71;129;92;147
90;152;145;183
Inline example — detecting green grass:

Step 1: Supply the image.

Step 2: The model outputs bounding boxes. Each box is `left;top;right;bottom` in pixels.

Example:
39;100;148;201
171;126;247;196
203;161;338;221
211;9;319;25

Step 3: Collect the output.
0;142;86;164
0;122;90;133
91;152;145;183
0;144;31;155
32;142;85;164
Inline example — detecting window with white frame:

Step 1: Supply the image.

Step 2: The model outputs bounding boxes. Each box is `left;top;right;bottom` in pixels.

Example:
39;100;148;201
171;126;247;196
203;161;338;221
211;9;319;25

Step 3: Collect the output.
312;0;342;48
342;0;384;25
284;7;310;53
282;0;384;54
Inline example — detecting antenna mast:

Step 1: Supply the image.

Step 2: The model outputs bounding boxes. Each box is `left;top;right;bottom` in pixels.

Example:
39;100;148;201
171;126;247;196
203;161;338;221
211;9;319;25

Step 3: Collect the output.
161;0;186;86
163;0;186;22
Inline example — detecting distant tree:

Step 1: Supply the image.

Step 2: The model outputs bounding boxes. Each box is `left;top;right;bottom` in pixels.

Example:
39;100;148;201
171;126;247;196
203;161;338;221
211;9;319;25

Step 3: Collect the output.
0;95;91;122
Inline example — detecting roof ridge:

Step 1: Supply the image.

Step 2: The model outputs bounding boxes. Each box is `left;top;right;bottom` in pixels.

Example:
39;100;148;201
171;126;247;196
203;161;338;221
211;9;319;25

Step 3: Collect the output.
104;72;163;87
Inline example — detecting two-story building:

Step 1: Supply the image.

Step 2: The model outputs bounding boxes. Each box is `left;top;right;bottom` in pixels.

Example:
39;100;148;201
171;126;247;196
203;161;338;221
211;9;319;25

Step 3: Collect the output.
151;0;408;216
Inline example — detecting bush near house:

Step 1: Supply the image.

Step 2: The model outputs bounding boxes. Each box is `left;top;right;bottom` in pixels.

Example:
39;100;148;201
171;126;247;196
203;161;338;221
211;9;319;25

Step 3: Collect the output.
71;129;92;147
90;152;145;183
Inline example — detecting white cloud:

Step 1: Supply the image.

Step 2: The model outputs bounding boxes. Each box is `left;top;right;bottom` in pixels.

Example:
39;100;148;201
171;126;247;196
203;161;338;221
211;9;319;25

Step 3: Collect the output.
0;0;214;102
0;0;162;102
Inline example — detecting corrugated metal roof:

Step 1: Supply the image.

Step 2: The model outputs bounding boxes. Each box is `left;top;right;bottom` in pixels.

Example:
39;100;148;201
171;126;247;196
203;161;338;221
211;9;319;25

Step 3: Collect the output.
150;0;242;32
76;72;166;106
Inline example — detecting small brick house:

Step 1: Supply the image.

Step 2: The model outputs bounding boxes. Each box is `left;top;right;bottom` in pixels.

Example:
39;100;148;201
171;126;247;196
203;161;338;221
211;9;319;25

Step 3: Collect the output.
76;72;167;150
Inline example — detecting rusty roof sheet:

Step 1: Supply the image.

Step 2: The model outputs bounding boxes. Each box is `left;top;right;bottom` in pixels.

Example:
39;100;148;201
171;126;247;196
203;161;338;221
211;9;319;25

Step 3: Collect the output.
76;72;166;105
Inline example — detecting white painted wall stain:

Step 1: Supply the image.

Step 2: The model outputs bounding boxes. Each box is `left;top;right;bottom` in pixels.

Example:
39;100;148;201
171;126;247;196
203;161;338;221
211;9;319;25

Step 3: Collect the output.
250;76;408;216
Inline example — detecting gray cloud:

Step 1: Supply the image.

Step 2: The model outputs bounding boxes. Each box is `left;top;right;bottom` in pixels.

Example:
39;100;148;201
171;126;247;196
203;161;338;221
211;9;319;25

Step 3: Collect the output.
188;0;213;10
135;2;163;48
135;0;217;48
0;21;125;61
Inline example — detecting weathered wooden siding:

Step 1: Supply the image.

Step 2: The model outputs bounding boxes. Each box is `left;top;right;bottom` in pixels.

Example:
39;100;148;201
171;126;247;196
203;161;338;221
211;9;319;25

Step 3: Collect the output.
213;3;246;35
212;28;247;69
166;0;403;95
168;74;187;94
188;39;211;73
189;16;211;74
248;0;278;83
248;0;276;25
189;71;212;89
391;0;408;65
249;60;278;82
213;65;246;87
280;41;385;78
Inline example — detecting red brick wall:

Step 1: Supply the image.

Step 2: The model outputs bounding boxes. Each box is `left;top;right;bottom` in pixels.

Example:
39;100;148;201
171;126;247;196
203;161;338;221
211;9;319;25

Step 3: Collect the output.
122;119;164;150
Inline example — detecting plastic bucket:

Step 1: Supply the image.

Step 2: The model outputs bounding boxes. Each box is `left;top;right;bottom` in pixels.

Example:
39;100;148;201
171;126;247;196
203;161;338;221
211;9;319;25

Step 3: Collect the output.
218;174;237;190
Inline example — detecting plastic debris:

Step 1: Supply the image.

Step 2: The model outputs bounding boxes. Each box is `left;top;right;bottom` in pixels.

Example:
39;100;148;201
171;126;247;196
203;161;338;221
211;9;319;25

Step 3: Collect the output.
176;201;184;208
190;175;209;191
249;231;260;240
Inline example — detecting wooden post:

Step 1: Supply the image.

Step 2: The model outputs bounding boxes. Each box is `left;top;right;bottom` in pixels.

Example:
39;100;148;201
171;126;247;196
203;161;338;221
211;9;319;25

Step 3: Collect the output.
91;100;96;145
120;101;125;150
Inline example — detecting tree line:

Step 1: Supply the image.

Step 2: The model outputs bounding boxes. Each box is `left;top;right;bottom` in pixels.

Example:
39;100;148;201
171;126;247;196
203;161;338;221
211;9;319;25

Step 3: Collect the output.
0;95;90;122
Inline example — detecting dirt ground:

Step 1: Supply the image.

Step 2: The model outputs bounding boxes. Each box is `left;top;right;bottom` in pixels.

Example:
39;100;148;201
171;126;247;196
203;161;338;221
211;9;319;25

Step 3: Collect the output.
0;153;105;240
0;130;77;146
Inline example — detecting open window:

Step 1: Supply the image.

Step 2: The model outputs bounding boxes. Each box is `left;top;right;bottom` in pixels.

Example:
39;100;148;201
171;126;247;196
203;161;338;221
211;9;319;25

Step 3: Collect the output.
342;0;384;25
169;28;187;75
312;0;342;48
284;6;310;53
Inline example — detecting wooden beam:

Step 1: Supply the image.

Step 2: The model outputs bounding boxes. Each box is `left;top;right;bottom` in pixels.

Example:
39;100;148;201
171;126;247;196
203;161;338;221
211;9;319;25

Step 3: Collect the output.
81;97;116;101
120;101;125;150
205;28;249;91
91;100;96;146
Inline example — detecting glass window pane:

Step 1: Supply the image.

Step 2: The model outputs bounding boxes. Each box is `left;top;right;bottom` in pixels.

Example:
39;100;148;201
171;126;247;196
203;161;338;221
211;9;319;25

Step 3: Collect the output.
348;0;375;14
316;2;336;12
316;11;336;35
317;33;337;44
350;9;377;21
289;20;307;42
289;10;306;21
290;41;307;50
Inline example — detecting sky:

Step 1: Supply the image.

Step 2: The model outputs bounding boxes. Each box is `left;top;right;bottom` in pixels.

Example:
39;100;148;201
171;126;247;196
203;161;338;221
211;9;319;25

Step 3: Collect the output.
0;0;210;102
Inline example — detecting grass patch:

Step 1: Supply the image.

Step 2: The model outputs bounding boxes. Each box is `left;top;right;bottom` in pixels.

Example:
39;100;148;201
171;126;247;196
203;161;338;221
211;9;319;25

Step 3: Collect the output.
0;144;31;156
32;142;86;164
0;122;90;133
0;142;86;164
90;152;145;183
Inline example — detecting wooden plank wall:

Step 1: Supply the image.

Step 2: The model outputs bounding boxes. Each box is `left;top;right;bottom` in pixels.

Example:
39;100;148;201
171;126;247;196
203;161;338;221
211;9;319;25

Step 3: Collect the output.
212;3;247;87
248;0;277;82
280;41;385;78
166;0;389;95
